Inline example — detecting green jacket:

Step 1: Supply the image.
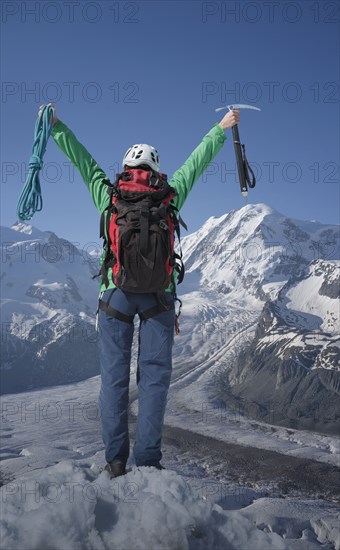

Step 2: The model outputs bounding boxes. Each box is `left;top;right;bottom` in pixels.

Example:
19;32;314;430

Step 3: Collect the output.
51;120;226;292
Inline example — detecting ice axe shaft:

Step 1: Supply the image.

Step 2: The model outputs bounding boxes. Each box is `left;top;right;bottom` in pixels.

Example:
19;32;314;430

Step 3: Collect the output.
215;104;261;198
232;124;248;197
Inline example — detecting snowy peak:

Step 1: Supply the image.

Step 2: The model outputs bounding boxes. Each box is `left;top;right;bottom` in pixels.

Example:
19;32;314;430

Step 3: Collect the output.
181;203;339;302
198;203;277;239
9;221;48;240
11;221;34;234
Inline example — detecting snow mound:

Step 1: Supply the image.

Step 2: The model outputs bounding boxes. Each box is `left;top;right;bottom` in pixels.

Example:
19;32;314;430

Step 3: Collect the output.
0;461;288;550
240;498;340;549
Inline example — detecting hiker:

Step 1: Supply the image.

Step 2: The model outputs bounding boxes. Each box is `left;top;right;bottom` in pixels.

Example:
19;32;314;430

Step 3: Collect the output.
44;103;240;477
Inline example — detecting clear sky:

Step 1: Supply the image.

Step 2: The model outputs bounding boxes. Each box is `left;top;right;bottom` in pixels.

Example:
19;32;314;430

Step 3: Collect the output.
1;0;339;248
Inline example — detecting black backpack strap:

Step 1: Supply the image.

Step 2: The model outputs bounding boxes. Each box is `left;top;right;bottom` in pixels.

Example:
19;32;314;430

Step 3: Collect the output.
170;204;187;229
139;204;153;267
173;252;185;285
157;203;186;289
178;213;188;231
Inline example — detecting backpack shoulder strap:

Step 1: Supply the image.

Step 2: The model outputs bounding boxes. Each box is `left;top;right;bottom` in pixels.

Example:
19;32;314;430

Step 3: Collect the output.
99;178;121;239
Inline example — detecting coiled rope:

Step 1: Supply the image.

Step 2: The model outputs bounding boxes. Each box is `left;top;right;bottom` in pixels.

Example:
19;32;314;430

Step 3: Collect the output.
16;105;55;221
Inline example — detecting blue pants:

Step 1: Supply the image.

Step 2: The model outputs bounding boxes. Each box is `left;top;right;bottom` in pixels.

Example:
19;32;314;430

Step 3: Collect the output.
98;289;175;467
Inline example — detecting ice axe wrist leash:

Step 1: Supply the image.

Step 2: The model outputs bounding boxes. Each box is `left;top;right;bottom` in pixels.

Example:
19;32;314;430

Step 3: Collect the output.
215;103;261;198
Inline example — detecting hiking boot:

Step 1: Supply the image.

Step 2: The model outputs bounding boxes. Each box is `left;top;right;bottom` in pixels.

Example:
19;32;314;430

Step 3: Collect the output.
105;462;127;478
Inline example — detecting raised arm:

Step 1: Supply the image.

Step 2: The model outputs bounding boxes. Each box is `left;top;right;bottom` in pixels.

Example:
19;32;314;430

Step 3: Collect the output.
169;109;240;211
42;104;110;213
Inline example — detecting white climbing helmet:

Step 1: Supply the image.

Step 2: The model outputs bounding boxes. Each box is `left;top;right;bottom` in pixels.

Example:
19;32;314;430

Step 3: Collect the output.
122;143;160;172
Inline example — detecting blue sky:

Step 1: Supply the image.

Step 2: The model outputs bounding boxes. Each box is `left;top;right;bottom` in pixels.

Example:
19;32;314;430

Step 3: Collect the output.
1;0;339;248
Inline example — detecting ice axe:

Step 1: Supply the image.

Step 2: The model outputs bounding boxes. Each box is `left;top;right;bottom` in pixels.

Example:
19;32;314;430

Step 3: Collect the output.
215;104;261;198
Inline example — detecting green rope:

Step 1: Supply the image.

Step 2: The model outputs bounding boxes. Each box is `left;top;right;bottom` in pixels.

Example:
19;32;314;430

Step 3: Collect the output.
16;105;55;221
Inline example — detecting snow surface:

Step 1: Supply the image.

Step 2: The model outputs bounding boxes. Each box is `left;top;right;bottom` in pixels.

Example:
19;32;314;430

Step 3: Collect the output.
1;377;339;550
0;461;292;550
285;267;339;335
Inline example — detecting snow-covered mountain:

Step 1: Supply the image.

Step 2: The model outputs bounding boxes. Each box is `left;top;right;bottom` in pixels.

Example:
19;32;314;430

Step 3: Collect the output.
1;222;101;394
181;203;339;303
1;205;339;435
173;203;339;435
227;259;339;434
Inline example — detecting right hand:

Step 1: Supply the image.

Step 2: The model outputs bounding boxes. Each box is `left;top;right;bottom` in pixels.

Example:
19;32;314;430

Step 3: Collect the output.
38;103;58;126
219;109;240;131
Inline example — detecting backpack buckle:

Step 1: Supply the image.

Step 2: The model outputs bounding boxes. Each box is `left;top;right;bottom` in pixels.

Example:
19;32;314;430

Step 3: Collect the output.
149;172;160;188
107;184;119;199
159;220;168;230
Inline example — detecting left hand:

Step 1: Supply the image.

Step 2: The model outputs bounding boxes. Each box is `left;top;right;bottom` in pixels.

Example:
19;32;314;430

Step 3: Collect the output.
38;103;58;126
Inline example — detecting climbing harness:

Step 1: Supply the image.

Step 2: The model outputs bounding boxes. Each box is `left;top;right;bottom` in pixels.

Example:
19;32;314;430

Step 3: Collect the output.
95;288;183;334
16;104;55;220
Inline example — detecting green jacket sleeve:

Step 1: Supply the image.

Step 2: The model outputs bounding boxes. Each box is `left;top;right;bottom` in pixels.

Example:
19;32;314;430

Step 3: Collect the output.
169;124;226;211
51;120;110;213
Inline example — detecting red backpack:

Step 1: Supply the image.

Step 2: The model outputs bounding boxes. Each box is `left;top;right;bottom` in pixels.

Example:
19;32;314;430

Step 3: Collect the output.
98;169;185;293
